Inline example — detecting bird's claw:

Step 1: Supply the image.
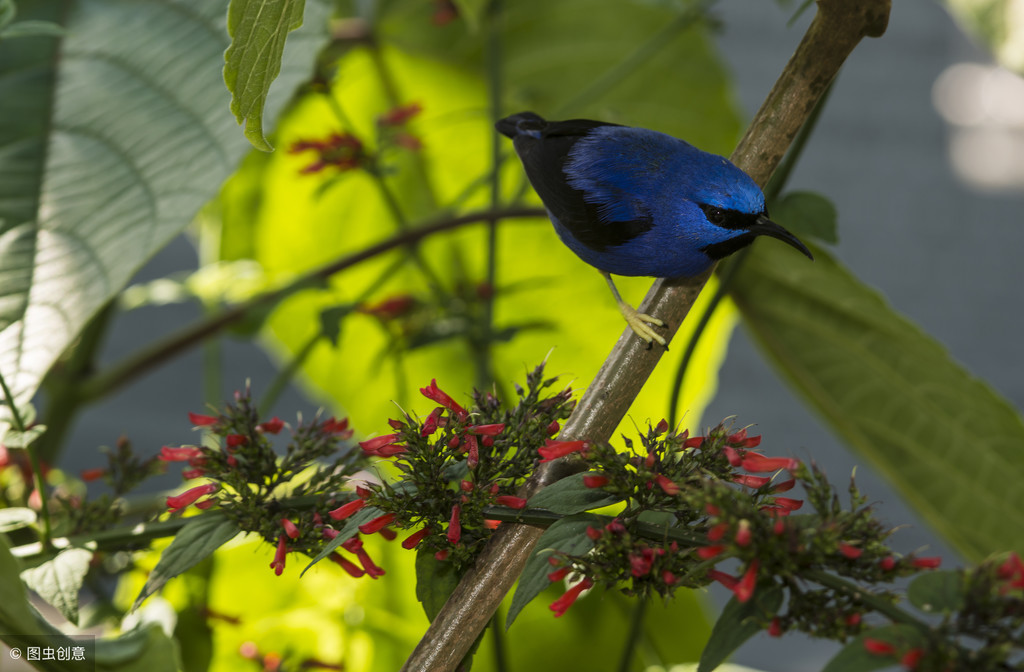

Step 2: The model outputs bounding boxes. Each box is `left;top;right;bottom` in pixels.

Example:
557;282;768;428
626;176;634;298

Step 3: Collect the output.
622;308;668;348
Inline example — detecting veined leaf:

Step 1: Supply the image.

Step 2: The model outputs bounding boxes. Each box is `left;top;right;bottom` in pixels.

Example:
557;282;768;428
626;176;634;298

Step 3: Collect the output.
526;471;623;515
0;0;329;407
698;585;783;672
20;547;92;625
225;0;309;151
134;513;240;609
732;243;1024;560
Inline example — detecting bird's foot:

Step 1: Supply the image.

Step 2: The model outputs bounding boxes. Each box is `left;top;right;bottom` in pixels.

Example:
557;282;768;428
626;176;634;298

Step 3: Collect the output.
619;304;667;348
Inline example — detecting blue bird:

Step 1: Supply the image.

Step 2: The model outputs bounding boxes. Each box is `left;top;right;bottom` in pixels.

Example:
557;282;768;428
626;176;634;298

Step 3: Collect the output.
496;112;813;346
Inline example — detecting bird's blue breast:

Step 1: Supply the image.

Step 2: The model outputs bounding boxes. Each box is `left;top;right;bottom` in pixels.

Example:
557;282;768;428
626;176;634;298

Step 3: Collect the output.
560;126;765;277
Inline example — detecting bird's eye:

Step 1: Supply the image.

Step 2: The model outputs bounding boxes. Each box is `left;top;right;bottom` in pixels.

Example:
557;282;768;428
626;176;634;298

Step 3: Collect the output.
704;206;725;225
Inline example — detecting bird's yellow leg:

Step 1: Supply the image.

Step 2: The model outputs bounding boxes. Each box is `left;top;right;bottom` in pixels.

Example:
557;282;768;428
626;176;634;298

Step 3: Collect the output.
601;272;667;347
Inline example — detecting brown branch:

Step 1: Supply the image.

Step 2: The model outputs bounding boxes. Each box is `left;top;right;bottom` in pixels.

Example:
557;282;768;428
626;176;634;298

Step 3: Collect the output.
400;1;891;670
79;206;545;402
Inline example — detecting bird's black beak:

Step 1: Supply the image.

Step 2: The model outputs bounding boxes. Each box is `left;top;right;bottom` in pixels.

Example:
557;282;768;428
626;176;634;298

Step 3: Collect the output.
750;215;814;261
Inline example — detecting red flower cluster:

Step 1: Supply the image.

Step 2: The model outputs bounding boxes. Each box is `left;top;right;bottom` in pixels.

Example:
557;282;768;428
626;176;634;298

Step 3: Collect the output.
289;132;366;174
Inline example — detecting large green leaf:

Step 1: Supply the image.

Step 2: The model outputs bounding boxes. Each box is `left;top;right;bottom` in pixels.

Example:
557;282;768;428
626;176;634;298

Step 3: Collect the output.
0;0;329;408
944;0;1024;73
219;0;740;435
20;547;92;625
731;243;1024;560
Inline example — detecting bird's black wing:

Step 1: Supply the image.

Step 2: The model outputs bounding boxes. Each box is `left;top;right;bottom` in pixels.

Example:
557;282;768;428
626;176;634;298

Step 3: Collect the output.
502;115;654;251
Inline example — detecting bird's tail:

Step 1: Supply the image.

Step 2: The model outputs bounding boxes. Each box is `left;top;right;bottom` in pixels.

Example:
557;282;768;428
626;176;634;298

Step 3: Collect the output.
495;111;546;139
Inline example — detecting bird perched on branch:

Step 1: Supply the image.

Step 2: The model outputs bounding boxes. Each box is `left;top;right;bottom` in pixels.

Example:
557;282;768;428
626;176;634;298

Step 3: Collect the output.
496;111;813;347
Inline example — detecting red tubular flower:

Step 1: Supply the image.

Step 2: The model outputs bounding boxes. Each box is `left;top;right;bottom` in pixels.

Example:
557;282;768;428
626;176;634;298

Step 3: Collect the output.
352;546;385;578
707;569;738;591
880;556;897;571
846;612;862;626
839;543;863;559
460;480;474;492
281;519;300;540
585;526;602;540
419;379;468;419
421;407;444;437
447;505;462;544
662;570;677;585
328;498;366;521
722;446;743;467
549;578;593;617
402;527;431;550
257;417;284;434
901;648;924;669
772;497;804;511
741;454;800;473
733;560;759;603
435;549;449;561
329;553;365;578
654;474;680;495
546;421;560;435
359;295;416;321
80;467;106;482
698;545;724;560
495;495;527;509
547;567;570;582
182;468;205;480
323;417;353;438
188;412;218;426
629;548;655;577
470;423;505;436
377;102;422;126
465;435;479;469
768;618;783;637
582;474;609;488
733;474;770;488
998;552;1024;588
358;513;395;535
863;638;897;656
770;478;796;493
166;483;219;512
226;434;248;449
708;522;729;542
735;520;752;547
195;499;216;510
159;446;203;462
270;535;288;576
359;434;402;456
538;439;587;463
911;556;941;569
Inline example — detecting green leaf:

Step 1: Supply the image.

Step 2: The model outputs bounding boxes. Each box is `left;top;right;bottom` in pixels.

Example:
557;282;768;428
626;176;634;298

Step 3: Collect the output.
771;190;838;244
134;513;239;610
0;0;329;407
506;512;604;629
95;624;182;671
0;19;64;39
907;570;965;614
450;0;487;31
224;0;308;151
0;423;45;448
19;547;92;625
944;0;1024;73
698;584;783;672
526;471;623;514
822;624;926;672
0;506;36;532
732;244;1024;560
301;505;383;575
0;0;14;28
415;546;461;621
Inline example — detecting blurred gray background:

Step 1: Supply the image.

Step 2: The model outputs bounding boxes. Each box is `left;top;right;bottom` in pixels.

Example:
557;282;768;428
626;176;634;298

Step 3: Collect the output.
60;1;1023;670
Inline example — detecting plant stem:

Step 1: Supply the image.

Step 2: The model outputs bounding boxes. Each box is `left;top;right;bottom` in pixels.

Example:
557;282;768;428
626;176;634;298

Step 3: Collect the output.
617;597;647;672
807;569;930;633
0;371;53;550
490;611;509;672
78;207;545;404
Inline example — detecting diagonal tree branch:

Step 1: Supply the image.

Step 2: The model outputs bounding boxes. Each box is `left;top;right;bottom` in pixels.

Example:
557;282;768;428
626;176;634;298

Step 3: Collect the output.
400;0;891;669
